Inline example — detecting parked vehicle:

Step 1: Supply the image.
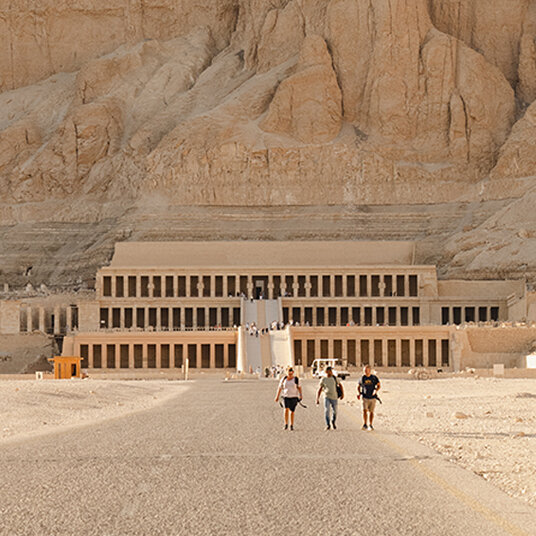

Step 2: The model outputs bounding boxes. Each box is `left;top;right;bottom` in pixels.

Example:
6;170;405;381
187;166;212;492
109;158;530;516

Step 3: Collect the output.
311;358;350;380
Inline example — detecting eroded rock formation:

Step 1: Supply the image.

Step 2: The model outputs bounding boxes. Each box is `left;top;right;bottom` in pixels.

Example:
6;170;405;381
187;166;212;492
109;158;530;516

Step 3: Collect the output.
1;0;536;286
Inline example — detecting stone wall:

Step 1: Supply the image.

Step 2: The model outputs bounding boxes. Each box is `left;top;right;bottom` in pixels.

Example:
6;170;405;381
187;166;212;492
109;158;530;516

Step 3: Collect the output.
0;301;19;335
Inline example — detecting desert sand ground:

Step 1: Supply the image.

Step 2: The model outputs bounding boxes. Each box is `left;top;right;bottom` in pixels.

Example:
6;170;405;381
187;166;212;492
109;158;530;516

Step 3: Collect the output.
0;379;186;444
343;377;536;507
1;376;534;510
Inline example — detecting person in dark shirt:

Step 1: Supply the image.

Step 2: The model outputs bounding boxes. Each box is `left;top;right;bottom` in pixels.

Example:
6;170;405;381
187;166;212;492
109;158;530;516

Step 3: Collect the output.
357;365;381;430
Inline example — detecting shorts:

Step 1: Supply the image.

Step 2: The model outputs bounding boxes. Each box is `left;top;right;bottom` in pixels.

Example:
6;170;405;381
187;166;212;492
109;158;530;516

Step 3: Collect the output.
284;397;300;412
362;398;377;412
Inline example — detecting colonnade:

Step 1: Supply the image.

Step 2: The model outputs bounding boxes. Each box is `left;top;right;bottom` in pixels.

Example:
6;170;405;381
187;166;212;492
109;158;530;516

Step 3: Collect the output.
99;272;421;300
19;305;78;334
293;336;450;368
98;305;241;330
78;341;237;369
441;305;501;325
283;305;421;327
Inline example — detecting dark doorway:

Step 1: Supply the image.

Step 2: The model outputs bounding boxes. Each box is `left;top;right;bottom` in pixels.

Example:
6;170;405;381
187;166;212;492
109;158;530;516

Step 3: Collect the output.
253;276;268;299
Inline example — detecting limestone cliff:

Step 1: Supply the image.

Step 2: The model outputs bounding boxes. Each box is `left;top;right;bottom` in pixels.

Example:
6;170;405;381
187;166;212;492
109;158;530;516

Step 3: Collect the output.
1;0;536;287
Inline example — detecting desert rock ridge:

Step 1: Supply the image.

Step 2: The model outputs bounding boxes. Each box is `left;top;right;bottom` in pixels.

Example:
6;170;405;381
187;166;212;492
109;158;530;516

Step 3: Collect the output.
1;0;536;287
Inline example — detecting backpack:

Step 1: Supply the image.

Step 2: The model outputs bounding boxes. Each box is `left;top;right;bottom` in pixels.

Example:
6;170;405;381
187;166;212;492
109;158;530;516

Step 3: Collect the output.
282;375;299;385
334;376;343;399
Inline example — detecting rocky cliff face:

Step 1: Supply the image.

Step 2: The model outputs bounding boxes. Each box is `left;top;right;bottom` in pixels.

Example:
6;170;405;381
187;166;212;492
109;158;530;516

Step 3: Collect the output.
1;0;536;287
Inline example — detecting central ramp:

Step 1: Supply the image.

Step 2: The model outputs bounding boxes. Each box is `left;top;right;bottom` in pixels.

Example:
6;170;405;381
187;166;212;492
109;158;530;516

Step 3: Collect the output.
242;299;291;372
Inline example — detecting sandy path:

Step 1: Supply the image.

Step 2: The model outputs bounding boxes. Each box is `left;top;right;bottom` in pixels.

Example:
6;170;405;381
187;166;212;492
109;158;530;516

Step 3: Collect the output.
343;377;536;507
2;379;535;536
0;379;187;444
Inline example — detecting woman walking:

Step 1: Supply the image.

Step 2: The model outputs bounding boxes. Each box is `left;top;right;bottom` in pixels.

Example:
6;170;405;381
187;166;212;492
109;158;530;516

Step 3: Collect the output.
274;367;303;430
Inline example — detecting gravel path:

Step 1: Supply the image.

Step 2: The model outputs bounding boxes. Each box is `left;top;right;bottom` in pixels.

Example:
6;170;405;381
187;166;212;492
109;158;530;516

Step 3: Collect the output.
0;379;535;536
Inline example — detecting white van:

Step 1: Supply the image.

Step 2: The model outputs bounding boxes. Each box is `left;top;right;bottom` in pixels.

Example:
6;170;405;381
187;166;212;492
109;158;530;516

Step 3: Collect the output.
311;358;350;380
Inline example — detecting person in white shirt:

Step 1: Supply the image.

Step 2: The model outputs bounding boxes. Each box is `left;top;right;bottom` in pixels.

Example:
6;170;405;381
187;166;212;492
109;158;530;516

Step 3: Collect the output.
274;367;303;431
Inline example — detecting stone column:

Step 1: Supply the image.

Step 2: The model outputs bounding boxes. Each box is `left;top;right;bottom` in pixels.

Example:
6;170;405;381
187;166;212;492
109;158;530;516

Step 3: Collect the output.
216;307;222;327
120;308;125;329
379;280;386;297
281;275;287;297
210;344;216;368
101;345;107;370
423;339;430;367
395;338;402;367
66;306;72;332
145;307;149;329
224;344;229;368
410;339;416;367
315;338;321;360
205;306;210;329
196;343;202;368
136;275;141;298
111;275;117;298
180;307;185;330
312;307;317;326
96;274;103;297
210;276;215;298
342;275;347;297
223;275;228;297
142;344;148;368
330;275;335;297
53;306;61;334
128;343;134;368
173;275;178;297
186;276;191;297
156;308;161;331
156;344;162;368
305;275;311;298
293;280;299;298
372;307;377;326
89;345;94;368
366;275;371;297
356;338;362;367
247;275;253;299
115;343;120;369
39;308;45;332
404;275;409;297
335;307;341;326
382;339;388;368
268;277;275;300
193;308;198;329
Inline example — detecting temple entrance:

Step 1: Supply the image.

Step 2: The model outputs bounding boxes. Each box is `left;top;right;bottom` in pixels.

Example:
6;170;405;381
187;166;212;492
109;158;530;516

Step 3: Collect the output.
253;276;268;299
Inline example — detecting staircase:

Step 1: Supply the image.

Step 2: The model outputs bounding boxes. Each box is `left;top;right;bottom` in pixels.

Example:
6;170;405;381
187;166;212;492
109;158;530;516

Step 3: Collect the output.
240;299;292;373
243;299;262;372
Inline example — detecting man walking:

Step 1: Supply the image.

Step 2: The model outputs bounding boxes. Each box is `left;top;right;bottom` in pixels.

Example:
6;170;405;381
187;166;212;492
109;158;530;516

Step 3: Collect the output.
316;367;344;430
358;365;381;430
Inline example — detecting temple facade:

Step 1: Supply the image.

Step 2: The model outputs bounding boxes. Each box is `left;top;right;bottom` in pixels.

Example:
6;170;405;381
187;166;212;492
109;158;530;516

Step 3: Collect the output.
1;241;534;373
